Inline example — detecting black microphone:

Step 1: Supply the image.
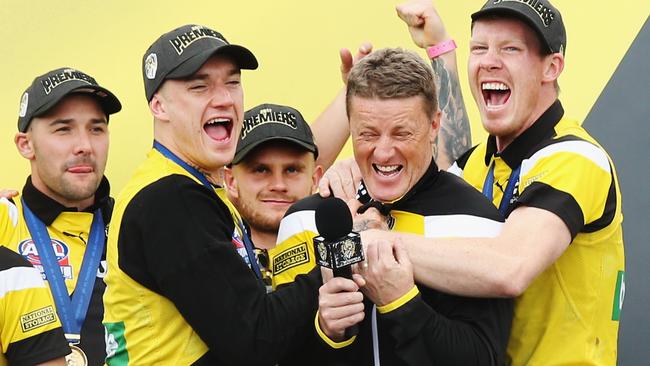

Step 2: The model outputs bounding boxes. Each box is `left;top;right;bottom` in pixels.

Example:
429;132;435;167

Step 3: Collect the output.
314;197;365;337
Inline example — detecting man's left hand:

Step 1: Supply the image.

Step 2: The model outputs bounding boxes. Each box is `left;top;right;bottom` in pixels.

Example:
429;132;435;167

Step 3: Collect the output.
356;237;414;306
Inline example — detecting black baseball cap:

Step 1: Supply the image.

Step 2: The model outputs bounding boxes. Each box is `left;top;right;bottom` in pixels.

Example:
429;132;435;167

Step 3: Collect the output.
17;67;122;132
232;103;319;165
143;24;258;101
472;0;566;55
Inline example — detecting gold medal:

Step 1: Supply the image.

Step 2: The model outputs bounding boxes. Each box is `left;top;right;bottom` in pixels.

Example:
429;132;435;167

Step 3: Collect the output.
65;345;88;366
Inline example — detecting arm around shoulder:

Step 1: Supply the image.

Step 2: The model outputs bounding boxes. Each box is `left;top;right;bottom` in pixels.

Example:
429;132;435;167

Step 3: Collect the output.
400;206;572;297
124;177;322;364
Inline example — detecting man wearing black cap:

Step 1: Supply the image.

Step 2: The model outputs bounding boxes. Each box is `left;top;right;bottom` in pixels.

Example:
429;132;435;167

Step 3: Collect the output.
102;25;323;365
348;0;625;364
224;103;323;288
0;67;122;365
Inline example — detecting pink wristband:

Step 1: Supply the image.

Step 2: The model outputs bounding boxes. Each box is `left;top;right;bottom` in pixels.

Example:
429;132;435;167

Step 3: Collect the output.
426;39;457;59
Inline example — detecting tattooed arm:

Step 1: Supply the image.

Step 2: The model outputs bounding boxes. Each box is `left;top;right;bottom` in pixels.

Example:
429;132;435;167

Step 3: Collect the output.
430;54;471;168
352;216;388;232
396;0;471;169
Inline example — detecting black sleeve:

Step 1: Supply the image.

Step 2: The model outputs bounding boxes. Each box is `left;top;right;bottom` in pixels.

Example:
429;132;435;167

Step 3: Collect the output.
313;299;373;366
6;328;70;366
274;284;364;366
119;175;322;365
379;289;513;366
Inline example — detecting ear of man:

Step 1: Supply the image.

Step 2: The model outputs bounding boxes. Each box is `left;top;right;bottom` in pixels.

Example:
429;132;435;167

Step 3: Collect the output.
542;53;565;85
311;165;324;193
14;132;35;160
429;109;442;144
222;166;240;199
149;93;169;121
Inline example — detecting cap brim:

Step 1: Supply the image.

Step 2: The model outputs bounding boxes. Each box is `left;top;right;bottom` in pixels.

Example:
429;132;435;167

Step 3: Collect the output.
231;136;318;165
168;44;258;79
33;84;122;119
471;7;553;53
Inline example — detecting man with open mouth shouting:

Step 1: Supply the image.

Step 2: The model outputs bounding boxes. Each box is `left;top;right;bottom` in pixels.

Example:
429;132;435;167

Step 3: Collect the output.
102;25;323;365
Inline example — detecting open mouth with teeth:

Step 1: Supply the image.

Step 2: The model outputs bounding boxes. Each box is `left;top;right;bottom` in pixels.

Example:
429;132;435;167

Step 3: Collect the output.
373;163;402;177
482;82;511;107
204;118;233;141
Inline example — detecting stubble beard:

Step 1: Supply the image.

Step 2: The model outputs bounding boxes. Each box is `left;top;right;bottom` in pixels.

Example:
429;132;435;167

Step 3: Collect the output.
237;198;282;235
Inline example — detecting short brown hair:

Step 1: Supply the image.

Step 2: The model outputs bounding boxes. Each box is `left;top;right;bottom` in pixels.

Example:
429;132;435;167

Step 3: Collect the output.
346;48;437;118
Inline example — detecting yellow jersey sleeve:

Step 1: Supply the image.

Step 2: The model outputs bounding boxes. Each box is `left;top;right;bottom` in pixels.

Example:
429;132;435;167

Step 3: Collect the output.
517;138;616;237
270;207;319;289
0;247;64;352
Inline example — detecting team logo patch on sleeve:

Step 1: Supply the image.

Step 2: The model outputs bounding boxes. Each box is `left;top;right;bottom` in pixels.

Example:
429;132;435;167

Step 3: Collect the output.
18;238;74;280
272;242;310;275
20;305;57;332
612;270;625;321
105;321;130;365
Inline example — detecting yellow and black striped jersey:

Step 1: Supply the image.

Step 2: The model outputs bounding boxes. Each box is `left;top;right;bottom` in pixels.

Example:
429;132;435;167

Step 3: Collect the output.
103;148;321;365
0;177;111;365
0;246;69;365
273;161;513;365
450;101;625;365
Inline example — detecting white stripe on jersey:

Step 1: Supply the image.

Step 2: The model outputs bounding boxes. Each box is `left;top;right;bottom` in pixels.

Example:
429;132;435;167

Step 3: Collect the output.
521;140;611;177
276;210;317;245
424;215;502;238
0;197;19;227
0;265;46;298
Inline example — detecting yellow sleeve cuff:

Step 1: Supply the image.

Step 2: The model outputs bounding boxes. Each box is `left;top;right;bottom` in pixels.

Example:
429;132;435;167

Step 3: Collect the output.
314;310;356;349
376;285;420;314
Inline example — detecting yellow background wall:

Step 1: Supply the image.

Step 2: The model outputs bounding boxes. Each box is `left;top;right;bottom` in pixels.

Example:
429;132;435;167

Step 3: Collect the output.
1;1;647;192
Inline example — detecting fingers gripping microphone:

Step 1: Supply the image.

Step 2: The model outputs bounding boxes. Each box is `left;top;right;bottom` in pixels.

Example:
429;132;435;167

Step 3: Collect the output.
314;198;365;338
314;197;365;278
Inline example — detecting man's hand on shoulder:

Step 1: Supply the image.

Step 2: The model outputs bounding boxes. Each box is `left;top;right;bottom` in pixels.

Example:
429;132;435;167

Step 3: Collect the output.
0;189;18;199
318;157;362;201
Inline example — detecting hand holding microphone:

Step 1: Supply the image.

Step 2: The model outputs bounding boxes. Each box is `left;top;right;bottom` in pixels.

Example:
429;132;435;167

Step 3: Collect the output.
314;197;365;340
314;197;365;278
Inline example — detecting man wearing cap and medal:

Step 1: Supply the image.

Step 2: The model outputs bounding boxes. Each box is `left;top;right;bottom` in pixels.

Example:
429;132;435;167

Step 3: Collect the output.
0;67;122;365
102;25;323;365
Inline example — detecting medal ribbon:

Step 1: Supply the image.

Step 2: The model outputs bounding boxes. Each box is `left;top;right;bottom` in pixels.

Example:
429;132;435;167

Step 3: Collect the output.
153;141;262;279
22;199;104;343
482;162;521;216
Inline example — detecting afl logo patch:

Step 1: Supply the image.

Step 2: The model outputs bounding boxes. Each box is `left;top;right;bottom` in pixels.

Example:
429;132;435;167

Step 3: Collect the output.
18;238;74;280
231;227;252;267
231;227;244;249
